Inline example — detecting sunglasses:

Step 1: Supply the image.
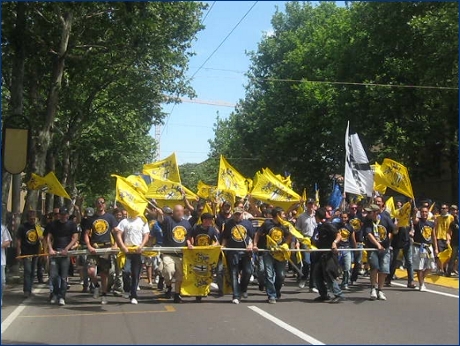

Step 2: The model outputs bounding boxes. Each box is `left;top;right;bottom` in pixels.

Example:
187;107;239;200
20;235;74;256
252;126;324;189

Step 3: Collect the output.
97;201;105;205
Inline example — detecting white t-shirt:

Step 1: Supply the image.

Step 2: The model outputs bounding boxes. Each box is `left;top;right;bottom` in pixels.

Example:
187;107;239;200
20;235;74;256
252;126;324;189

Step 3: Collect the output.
1;224;12;265
295;211;317;237
117;217;149;247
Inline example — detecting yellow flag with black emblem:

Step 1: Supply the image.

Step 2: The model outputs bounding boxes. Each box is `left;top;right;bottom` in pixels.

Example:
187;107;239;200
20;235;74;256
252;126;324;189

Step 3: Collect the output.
378;159;414;199
393;201;412;227
145;177;198;205
126;175;149;195
217;155;248;198
275;215;317;249
42;172;71;200
181;246;222;297
196;202;214;226
221;250;233;295
197;181;216;200
112;175;148;222
385;197;396;218
143;152;181;184
27;173;47;190
372;163;388;194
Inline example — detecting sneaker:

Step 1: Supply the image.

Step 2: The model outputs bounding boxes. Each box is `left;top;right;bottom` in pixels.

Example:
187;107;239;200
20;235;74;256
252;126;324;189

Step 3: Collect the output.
268;298;276;304
342;285;349;290
313;296;331;302
93;287;100;299
370;288;377;300
165;286;172;299
242;292;248;299
419;284;427;292
377;290;387;301
195;296;202;303
24;292;31;298
309;287;319;293
173;293;183;303
330;295;346;304
249;275;255;284
258;284;265;292
137;285;140;291
384;282;392;287
276;291;281;299
113;291;123;297
157;278;164;290
231;298;240;304
407;283;417;289
58;298;65;306
122;293;130;299
101;295;108;305
130;298;138;305
50;295;58;304
298;280;307;289
154;275;160;284
210;282;219;291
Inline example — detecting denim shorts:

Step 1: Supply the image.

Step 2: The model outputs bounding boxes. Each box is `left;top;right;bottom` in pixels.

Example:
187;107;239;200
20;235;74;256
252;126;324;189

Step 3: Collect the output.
368;248;390;274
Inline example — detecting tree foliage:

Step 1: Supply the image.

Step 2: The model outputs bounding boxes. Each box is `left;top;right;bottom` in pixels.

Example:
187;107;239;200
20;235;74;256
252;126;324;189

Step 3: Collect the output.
209;1;458;202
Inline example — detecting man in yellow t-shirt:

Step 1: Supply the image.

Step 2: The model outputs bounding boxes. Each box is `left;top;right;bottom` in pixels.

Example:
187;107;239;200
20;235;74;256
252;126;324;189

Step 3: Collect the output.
434;204;454;274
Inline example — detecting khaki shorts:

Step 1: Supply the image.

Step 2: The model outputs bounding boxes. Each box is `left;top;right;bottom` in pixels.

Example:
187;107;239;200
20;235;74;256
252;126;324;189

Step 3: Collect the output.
161;254;183;285
86;255;111;275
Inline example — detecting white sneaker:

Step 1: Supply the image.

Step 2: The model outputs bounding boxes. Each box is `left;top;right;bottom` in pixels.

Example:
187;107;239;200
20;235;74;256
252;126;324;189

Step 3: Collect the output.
137;285;140;291
154;275;160;284
123;293;130;299
101;296;108;305
93;287;100;299
58;298;65;306
249;275;255;283
377;290;387;301
232;298;240;304
130;298;138;305
370;288;377;300
210;282;219;291
419;284;427;292
298;280;307;289
50;295;58;304
309;287;319;293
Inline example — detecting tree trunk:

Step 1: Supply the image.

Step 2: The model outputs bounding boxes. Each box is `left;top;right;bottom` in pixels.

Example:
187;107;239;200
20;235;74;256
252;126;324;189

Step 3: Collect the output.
45;149;56;213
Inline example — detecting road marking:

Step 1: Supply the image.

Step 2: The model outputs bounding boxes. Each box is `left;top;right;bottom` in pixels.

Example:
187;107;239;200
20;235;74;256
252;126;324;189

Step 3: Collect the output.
19;305;176;318
248;306;325;345
391;282;459;299
1;287;47;334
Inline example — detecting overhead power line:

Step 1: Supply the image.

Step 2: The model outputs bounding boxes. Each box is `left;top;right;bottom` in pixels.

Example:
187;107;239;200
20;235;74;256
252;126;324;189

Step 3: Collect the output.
190;1;259;79
201;1;216;24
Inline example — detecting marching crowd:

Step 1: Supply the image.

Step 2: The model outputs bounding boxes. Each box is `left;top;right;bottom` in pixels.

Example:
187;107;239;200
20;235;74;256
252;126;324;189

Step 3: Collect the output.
2;193;458;307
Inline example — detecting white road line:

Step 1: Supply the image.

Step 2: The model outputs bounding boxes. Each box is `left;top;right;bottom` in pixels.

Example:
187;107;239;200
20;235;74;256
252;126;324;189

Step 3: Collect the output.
391;282;459;298
248;305;325;345
1;287;48;334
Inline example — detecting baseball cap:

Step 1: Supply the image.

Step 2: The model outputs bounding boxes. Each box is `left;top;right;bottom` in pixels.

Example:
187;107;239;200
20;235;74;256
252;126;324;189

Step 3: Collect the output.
450;205;458;210
233;207;244;214
59;206;69;215
364;204;380;212
307;198;315;204
162;206;173;214
201;213;214;221
85;207;95;217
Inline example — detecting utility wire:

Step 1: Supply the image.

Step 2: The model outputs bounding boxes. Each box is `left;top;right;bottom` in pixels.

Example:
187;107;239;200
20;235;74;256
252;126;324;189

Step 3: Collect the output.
191;1;259;79
201;1;216;24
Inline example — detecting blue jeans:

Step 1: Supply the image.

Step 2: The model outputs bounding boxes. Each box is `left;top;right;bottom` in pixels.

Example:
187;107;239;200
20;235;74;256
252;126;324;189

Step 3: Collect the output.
50;257;70;299
263;253;286;299
313;254;343;298
226;252;253;300
339;249;351;287
300;244;311;281
122;254;142;299
22;257;38;293
1;265;5;304
351;243;363;282
256;254;265;287
388;244;413;284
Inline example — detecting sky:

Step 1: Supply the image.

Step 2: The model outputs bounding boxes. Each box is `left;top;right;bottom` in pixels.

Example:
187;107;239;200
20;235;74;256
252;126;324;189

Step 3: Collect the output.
149;1;294;165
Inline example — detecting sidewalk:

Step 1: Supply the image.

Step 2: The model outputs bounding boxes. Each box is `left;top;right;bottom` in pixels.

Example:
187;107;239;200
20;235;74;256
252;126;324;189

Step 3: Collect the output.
395;268;459;289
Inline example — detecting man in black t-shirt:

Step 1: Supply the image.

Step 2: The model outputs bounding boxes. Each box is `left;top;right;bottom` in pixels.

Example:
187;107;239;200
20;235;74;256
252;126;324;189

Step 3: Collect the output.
17;210;43;297
253;207;291;304
78;207;94;293
46;206;79;306
447;205;458;277
156;204;192;303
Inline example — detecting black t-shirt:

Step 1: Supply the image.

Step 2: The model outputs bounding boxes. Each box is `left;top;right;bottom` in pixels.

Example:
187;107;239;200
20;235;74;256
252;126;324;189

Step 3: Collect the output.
312;222;338;249
190;224;220;246
258;219;290;248
391;226;411;248
251;217;268;250
160;216;192;247
450;217;459;245
47;220;78;250
336;222;354;248
79;217;92;246
363;214;394;249
349;216;364;243
17;222;40;255
413;219;435;245
86;213;117;246
216;213;231;231
222;219;254;249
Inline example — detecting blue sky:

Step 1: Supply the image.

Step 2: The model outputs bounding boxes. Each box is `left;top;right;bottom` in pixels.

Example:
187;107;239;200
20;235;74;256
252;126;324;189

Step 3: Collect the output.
150;1;291;165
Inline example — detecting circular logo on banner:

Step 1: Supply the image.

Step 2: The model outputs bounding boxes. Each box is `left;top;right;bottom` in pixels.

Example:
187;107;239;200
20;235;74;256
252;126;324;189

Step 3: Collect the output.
231;225;247;242
421;226;433;241
26;229;38;244
196;234;211;246
93;219;109;236
172;226;187;243
269;227;284;244
350;218;362;231
339;228;350;242
377;225;387;242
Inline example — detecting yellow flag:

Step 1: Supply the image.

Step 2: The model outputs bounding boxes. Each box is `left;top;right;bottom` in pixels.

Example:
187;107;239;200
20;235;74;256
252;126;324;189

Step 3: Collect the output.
42;172;71;200
182;185;199;201
217;155;248;198
197;181;216;200
266;235;290;261
378;159;414;199
438;245;452;265
275;215;316;249
126;175;149;195
143;152;181;183
296;188;307;215
372;163;388;194
181;246;222;297
213;189;236;207
251;170;300;210
196;202;214;226
27;173;47;190
393;201;411;227
112;175;148;222
385;197;396;218
145;177;183;200
221;251;233;295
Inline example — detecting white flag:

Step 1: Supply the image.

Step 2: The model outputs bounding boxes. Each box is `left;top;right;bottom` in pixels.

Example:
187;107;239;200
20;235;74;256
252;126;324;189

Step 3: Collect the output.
344;122;374;197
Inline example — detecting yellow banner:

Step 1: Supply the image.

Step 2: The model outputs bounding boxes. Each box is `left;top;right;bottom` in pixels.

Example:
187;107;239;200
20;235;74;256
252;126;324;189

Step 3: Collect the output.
126;175;149;195
217;155;248;198
42;172;71;200
197;181;216;200
221;251;233;295
393;201;412;227
181;246;222;297
250;170;300;209
142;152;181;184
27;173;47;190
112;174;148;221
385;197;396;218
378;159;414;199
145;177;197;202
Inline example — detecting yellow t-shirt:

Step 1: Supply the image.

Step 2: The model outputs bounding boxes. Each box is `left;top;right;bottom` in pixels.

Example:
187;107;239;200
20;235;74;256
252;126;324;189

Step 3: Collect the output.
435;214;454;240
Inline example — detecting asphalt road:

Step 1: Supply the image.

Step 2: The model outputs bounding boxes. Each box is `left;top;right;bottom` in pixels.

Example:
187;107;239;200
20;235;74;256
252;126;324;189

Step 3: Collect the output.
2;272;458;345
